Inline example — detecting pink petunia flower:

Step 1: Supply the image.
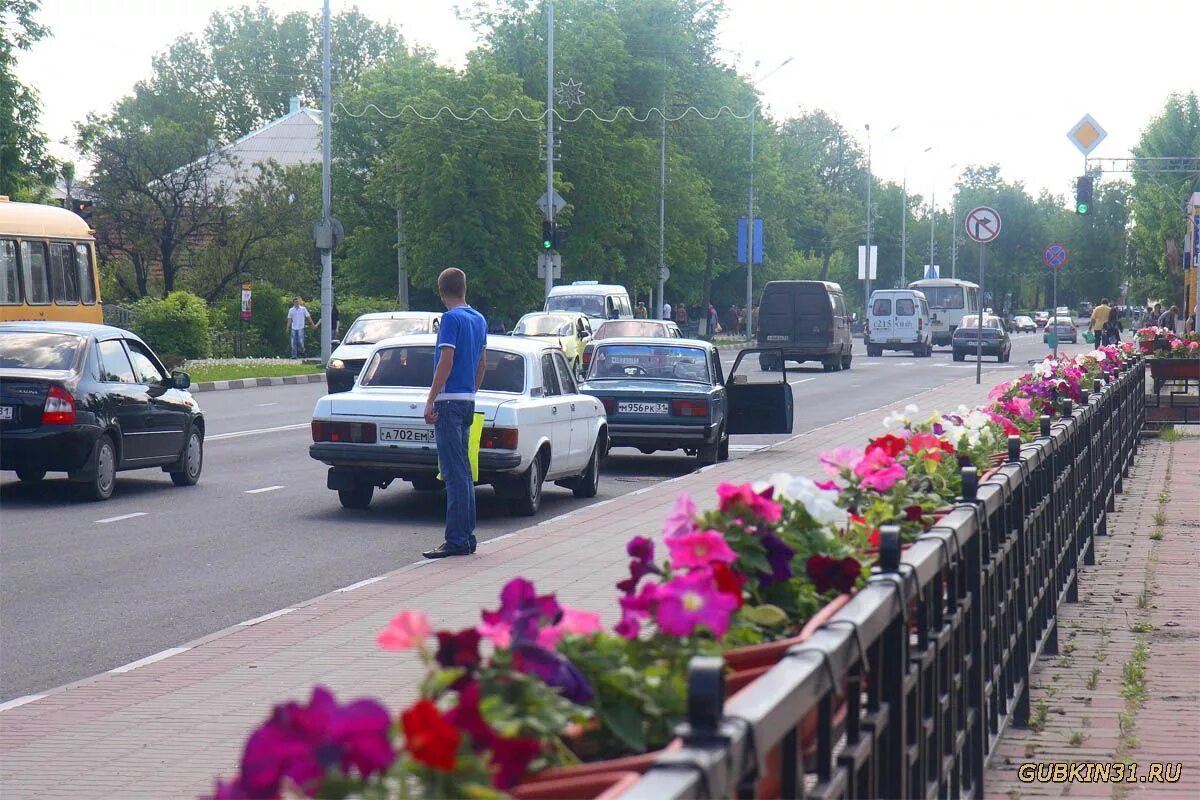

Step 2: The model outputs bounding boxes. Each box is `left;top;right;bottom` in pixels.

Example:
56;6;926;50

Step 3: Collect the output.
476;621;513;649
536;606;604;648
665;528;738;570
662;493;698;538
654;569;738;638
852;447;907;492
818;446;864;476
716;482;782;523
376;610;432;651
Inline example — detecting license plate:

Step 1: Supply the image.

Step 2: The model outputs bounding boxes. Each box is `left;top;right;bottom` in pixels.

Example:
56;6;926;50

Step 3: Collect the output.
931;321;944;327
617;401;668;415
0;406;12;421
887;338;901;343
766;335;788;342
379;426;435;443
611;356;642;365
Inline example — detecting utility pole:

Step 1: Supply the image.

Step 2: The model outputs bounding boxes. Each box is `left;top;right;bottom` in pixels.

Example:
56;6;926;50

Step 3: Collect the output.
658;66;667;320
746;71;757;335
900;177;907;286
396;207;408;308
543;0;555;300
319;0;332;364
951;198;958;279
929;188;935;280
864;124;872;305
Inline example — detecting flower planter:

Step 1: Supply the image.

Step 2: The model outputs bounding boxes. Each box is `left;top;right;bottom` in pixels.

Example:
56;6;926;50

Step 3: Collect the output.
1147;357;1200;380
510;770;643;800
723;593;855;672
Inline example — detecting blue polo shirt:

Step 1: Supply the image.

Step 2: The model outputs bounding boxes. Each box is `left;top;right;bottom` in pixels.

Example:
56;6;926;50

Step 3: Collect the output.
434;304;488;400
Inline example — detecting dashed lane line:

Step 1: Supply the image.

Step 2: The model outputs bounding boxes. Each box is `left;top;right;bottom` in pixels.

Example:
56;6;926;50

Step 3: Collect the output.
245;485;285;494
207;423;309;441
95;512;147;525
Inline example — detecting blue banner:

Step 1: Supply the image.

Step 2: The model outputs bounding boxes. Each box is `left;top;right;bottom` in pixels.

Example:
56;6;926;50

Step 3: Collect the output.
752;217;763;265
737;216;747;264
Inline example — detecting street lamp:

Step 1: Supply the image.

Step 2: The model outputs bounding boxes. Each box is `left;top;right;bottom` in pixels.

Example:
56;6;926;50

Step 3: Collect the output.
745;56;792;337
924;146;935;281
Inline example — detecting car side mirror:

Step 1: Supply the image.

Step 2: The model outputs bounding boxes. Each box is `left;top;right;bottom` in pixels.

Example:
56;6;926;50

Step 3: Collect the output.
171;370;192;390
331;339;341;348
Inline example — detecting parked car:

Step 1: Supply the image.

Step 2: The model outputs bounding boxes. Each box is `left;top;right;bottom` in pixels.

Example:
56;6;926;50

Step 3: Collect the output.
756;280;853;371
1044;316;1079;344
1033;310;1050;327
511;311;594;378
309;334;607;515
1012;315;1037;333
952;314;1012;362
581;318;681;374
0;321;203;499
864;289;932;357
544;281;633;321
579;339;793;465
326;311;441;393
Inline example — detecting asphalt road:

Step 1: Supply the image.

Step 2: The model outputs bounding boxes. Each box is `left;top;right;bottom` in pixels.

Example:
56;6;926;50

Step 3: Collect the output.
0;331;1090;700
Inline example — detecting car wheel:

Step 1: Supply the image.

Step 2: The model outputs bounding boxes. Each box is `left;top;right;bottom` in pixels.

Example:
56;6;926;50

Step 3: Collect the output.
717;431;730;462
572;358;584;382
697;438;719;466
510;452;545;516
841;353;852;370
81;435;117;501
410;476;444;492
170;427;203;486
16;467;46;483
953;350;964;362
571;438;601;499
758;353;780;371
866;345;881;357
822;357;840;372
338;483;374;509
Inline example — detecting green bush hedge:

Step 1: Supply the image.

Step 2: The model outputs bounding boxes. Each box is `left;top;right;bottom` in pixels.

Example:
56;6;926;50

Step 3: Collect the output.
130;291;211;363
215;283;291;357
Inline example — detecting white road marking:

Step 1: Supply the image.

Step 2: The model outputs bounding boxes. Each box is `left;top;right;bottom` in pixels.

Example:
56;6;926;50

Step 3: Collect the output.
728;444;765;452
479;533;517;546
245;485;285;494
95;512;147;525
789;377;816;386
254;403;278;407
208;423;309;441
336;575;386;593
0;694;46;713
894;361;917;366
109;647;190;674
238;608;295;627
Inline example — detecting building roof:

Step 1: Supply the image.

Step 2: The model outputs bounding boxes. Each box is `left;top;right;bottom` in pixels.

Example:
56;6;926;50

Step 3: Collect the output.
203;107;322;192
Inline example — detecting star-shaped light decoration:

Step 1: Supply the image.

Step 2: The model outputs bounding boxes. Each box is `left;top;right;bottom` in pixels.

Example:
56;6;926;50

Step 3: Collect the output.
555;78;586;109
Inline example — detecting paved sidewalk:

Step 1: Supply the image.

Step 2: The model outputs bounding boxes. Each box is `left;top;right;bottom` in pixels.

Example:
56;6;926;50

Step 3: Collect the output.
985;436;1200;798
0;368;1030;799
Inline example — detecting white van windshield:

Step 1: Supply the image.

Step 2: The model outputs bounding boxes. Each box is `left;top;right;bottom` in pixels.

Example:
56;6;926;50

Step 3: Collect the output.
547;294;606;317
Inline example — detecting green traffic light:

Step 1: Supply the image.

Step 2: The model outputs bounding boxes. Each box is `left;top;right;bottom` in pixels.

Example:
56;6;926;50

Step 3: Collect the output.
542;239;552;249
1077;203;1089;215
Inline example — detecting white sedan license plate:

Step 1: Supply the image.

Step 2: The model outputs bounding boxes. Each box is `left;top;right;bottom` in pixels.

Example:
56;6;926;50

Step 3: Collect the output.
379;426;435;443
617;401;668;415
0;406;12;421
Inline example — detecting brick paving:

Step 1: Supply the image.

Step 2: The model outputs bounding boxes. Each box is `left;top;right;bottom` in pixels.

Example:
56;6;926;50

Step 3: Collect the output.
985;436;1200;799
0;364;1095;799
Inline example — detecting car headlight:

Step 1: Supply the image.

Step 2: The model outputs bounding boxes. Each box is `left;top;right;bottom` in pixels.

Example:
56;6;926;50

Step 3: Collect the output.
329;358;345;370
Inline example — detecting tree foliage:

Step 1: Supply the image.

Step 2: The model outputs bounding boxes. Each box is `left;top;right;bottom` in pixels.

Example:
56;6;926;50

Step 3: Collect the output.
1;0;55;199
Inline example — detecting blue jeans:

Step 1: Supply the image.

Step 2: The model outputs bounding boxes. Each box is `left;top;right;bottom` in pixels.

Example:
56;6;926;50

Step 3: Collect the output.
290;328;305;358
435;399;476;550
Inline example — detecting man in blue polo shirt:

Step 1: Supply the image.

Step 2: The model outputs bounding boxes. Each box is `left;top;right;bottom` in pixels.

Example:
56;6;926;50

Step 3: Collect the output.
423;267;488;558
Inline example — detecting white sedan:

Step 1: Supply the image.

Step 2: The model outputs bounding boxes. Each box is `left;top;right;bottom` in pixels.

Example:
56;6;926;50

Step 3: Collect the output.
309;334;608;515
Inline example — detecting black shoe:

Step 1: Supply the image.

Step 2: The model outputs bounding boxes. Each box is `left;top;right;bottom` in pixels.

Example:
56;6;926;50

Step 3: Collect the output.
423;542;471;559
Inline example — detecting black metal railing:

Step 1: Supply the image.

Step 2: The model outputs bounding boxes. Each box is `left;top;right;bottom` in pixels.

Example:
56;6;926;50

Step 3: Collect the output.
618;357;1144;799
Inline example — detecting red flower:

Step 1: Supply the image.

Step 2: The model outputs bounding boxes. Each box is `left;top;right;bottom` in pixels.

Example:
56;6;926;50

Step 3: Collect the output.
402;699;460;772
866;433;907;459
805;555;863;595
711;562;746;609
904;504;925;523
436;628;482;670
849;514;881;547
446;682;542;789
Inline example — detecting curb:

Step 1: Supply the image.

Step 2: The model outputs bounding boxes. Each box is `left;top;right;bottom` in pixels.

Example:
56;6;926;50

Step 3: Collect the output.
191;373;326;393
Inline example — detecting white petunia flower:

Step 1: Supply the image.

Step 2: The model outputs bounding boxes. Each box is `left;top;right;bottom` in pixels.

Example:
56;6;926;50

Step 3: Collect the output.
767;472;848;529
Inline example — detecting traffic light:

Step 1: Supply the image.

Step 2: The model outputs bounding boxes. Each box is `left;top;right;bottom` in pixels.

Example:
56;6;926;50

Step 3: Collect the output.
1075;176;1093;215
71;198;93;222
541;219;555;250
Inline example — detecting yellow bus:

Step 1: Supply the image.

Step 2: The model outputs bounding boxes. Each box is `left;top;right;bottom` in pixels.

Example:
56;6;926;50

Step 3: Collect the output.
0;196;102;323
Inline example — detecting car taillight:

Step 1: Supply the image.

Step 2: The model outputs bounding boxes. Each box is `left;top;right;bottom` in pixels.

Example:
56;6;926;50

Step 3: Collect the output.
42;385;76;425
671;399;708;417
598;397;615;415
582;350;593;369
917;318;923;332
311;420;377;443
480;427;519;449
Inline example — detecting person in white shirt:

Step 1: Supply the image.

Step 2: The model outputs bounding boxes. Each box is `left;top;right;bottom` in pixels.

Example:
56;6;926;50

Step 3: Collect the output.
286;298;315;358
662;302;672;321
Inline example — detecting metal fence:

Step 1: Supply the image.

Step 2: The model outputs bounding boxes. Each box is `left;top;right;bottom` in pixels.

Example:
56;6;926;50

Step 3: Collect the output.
618;357;1145;800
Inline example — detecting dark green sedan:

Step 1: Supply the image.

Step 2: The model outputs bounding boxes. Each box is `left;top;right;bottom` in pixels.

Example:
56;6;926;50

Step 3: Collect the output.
579;338;793;465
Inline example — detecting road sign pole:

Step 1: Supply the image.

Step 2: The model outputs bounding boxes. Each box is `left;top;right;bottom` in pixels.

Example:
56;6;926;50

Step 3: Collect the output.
1053;268;1059;360
977;241;983;385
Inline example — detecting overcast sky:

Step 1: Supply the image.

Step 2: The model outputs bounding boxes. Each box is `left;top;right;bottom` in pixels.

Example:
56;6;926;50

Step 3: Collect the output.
15;0;1193;206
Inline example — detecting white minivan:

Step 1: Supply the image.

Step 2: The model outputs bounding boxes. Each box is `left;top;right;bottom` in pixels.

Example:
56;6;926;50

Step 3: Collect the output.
865;289;932;357
544;282;633;321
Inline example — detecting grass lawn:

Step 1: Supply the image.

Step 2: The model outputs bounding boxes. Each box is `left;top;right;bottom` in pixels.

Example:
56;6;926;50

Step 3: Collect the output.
184;362;325;383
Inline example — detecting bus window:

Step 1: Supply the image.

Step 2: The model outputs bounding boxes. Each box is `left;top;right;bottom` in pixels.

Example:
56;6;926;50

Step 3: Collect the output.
0;240;18;305
20;241;50;305
76;243;97;304
49;242;79;304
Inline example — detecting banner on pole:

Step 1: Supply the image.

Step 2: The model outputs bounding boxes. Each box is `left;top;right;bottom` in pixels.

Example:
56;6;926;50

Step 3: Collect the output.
858;246;878;280
241;282;253;320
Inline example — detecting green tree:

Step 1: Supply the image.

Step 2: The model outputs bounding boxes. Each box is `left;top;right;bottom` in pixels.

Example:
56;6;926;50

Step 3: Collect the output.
0;0;55;199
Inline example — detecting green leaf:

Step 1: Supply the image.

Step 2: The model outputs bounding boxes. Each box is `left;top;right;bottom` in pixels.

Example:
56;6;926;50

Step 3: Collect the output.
740;603;789;628
599;700;648;753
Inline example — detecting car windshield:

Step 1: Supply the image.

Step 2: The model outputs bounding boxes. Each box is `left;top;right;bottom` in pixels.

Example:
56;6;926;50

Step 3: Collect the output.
960;315;1001;329
920;287;966;308
360;346;525;393
514;315;574;336
589;344;710;383
0;332;83;370
342;317;431;345
546;294;605;316
1015;316;1033;324
595;321;669;339
1051;317;1074;325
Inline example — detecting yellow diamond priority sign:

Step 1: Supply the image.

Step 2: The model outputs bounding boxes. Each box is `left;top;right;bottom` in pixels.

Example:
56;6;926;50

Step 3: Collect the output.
1067;114;1107;156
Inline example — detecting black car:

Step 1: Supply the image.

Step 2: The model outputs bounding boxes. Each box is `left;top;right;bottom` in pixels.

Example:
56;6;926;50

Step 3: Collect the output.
0;322;204;500
952;314;1012;362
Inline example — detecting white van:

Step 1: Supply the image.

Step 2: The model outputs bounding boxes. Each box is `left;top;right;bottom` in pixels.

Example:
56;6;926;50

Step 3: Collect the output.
544;282;633;321
865;289;932;357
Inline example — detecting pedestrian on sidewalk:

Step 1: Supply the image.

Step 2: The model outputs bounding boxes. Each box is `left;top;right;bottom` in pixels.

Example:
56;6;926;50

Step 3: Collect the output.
635;301;648;319
707;303;718;334
423;268;488;559
675;302;688;327
1158;304;1179;331
286;297;314;358
1089;297;1117;345
662;300;672;321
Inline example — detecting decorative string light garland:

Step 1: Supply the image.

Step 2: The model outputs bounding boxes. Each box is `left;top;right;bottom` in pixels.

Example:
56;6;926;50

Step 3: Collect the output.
334;101;757;125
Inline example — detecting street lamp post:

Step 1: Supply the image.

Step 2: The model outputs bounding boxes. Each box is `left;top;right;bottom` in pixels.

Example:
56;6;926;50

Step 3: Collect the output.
864;124;872;305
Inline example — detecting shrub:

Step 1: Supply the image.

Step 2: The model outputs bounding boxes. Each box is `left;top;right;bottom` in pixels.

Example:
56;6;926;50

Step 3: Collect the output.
217;283;291;357
130;291;211;361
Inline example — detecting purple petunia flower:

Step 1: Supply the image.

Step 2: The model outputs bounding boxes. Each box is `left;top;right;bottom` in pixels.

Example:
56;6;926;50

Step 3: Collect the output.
759;532;795;585
481;578;561;643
